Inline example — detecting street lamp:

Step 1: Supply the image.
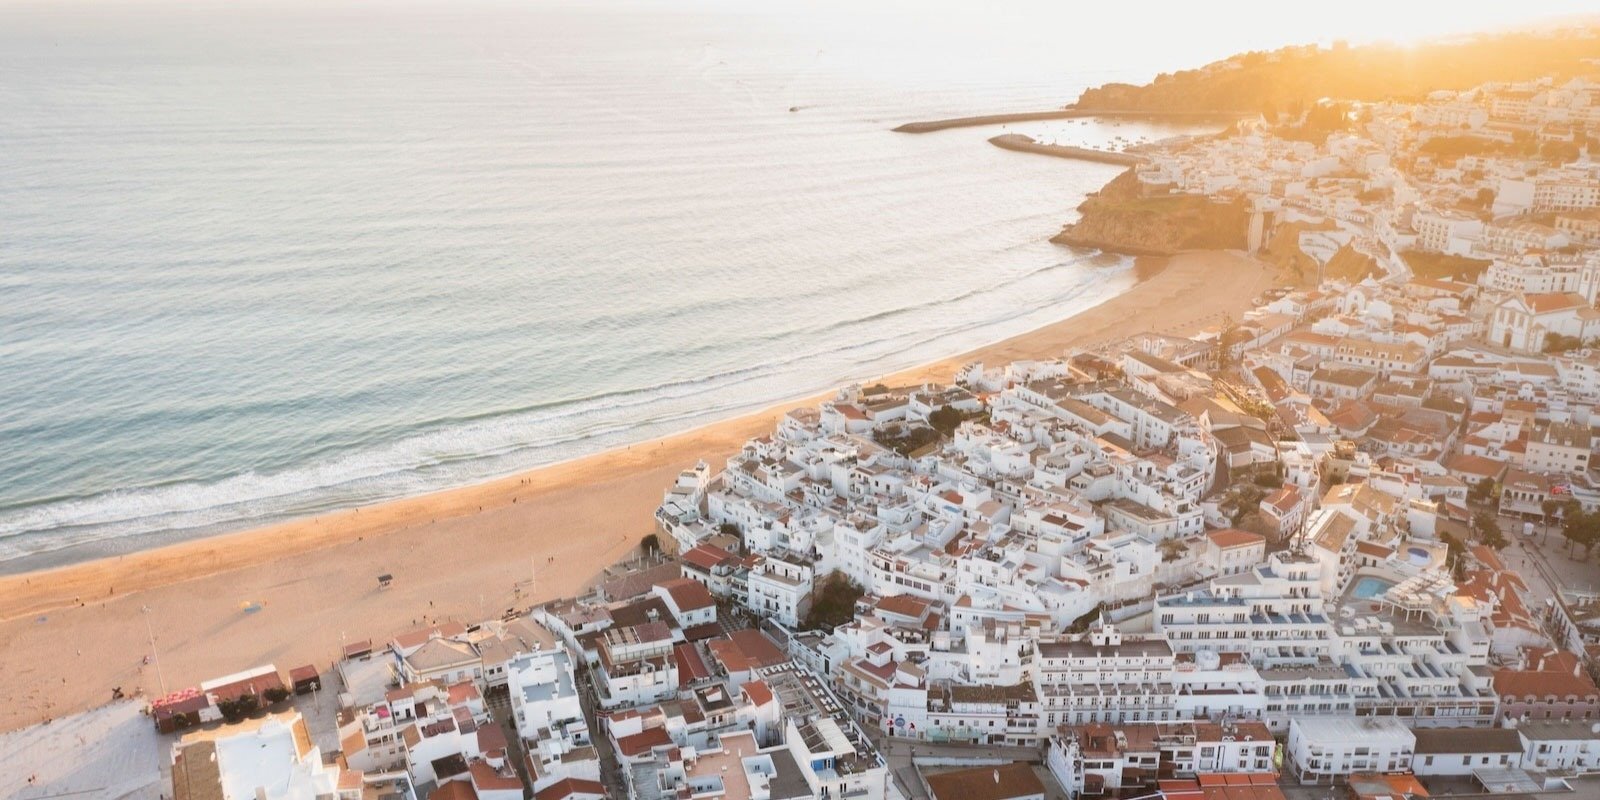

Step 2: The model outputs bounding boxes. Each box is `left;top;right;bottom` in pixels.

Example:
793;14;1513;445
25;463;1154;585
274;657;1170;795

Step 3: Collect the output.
142;605;166;695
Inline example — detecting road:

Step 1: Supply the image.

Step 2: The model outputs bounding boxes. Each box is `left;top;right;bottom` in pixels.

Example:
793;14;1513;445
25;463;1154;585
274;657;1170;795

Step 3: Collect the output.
1492;514;1600;611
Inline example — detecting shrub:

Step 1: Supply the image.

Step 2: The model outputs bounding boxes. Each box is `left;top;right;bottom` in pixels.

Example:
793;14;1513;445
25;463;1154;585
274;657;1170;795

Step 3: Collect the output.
876;425;941;457
803;574;865;631
265;687;290;704
1252;471;1283;489
223;694;261;722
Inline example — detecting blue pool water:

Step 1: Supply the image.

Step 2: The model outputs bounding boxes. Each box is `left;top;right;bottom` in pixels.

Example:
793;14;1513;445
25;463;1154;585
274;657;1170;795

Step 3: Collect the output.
1352;576;1395;600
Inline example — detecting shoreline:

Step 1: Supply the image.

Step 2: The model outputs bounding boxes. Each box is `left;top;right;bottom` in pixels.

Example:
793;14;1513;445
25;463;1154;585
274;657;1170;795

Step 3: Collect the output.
893;108;1243;134
1046;234;1178;258
0;249;1279;733
0;255;1136;578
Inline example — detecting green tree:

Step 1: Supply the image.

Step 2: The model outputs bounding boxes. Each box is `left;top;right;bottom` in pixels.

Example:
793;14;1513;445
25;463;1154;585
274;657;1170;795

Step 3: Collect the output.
1561;503;1594;556
640;533;661;555
1468;479;1499;506
928;406;967;436
803;574;865;631
1440;531;1469;582
1542;499;1562;541
1214;315;1240;369
1472;510;1507;550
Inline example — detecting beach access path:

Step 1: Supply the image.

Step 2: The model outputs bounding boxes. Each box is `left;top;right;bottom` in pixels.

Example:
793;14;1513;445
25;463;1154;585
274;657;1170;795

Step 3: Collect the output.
0;249;1278;734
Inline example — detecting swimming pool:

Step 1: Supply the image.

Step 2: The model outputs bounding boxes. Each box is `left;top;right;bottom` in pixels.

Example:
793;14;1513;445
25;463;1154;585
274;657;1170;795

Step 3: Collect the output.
1407;546;1431;566
1351;576;1394;600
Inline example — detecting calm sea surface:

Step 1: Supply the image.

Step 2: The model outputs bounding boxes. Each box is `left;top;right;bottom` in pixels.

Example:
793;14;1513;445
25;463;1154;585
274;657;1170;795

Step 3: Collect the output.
0;0;1256;568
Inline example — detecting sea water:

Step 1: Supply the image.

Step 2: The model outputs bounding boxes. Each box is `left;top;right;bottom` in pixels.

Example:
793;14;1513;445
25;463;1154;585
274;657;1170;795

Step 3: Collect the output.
0;0;1248;567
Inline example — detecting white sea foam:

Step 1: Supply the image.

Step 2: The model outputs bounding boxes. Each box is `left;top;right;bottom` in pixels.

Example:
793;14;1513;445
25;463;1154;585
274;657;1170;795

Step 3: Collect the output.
0;1;1214;568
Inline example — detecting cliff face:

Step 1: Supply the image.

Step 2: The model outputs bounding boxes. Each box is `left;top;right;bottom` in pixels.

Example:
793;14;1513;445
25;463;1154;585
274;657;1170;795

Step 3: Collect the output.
1073;29;1600;115
1323;244;1380;283
1052;170;1249;255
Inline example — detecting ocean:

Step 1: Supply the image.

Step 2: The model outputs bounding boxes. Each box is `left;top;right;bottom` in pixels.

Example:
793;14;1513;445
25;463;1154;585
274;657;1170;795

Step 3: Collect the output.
0;0;1243;569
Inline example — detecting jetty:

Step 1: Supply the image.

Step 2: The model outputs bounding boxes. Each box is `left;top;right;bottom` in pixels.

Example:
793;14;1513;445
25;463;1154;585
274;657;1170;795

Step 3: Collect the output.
892;108;1240;134
987;133;1145;166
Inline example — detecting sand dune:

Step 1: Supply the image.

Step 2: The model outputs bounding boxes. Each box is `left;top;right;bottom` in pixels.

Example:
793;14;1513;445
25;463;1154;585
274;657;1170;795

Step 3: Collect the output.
0;249;1277;733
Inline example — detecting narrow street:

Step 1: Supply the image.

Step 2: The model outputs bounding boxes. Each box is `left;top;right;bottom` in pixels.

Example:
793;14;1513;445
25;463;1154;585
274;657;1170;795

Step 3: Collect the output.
483;684;533;794
576;664;630;799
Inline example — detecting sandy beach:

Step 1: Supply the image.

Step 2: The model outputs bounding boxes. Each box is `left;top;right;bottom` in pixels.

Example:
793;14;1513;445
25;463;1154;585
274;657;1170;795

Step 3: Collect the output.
0;249;1277;733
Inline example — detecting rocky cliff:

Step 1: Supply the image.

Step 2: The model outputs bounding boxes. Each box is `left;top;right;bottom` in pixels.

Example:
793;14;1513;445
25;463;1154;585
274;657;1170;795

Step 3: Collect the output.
1052;170;1249;255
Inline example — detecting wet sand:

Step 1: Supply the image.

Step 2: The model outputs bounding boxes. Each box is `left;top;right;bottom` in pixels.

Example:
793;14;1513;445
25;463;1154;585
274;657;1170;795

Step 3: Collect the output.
0;249;1278;732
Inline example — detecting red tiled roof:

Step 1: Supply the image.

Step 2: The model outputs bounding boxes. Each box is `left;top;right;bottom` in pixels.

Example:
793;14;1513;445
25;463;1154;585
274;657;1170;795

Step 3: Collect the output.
1207;529;1264;549
447;680;480;706
925;762;1043;800
470;759;524;790
534;777;607;800
1263;487;1301;514
874;593;931;619
476;722;508;755
682;544;736;571
1493;649;1600;699
615;726;673;758
681;621;724;642
1445;452;1508;479
742;679;774;707
391;622;468;651
707;639;751;675
728;629;788;668
430;782;479;800
674;643;711;688
1355;541;1393;558
1525;292;1588;314
657;578;716;612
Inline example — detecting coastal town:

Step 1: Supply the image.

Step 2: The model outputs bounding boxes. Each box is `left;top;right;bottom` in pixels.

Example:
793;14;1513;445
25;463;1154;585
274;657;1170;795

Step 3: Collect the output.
18;47;1600;800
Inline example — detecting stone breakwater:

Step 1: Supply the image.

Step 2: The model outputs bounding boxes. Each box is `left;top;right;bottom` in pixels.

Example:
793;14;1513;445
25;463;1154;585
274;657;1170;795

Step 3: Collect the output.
987;133;1145;166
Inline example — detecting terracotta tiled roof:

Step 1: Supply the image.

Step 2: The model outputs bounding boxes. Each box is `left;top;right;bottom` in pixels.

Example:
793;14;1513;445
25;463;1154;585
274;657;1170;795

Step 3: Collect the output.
1493;649;1600;700
925;762;1044;800
614;725;673;758
656;578;716;612
1206;529;1264;549
533;777;607;800
742;679;774;707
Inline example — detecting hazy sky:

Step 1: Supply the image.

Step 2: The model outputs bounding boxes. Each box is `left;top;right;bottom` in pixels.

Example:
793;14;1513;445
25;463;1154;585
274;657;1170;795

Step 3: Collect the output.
2;0;1596;98
787;1;1600;68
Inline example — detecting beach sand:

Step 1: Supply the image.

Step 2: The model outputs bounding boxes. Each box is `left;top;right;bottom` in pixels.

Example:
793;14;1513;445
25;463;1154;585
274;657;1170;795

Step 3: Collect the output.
0;249;1277;732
